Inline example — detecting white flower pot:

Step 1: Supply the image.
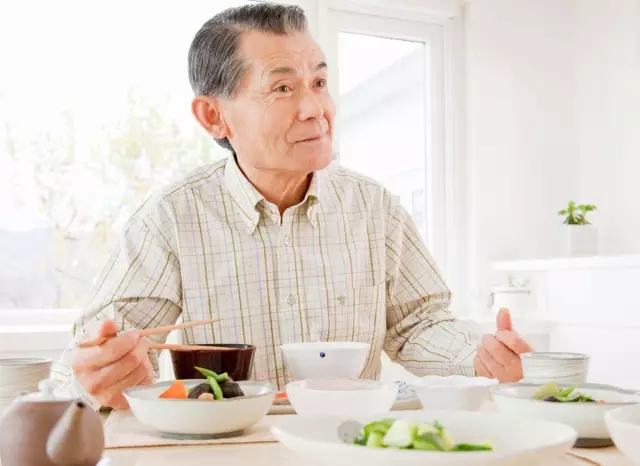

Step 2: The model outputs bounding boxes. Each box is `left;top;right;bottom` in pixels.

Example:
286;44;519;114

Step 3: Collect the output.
568;225;598;256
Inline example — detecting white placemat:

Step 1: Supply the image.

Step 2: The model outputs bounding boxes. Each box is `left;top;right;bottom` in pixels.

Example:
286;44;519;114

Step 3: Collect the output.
103;410;278;449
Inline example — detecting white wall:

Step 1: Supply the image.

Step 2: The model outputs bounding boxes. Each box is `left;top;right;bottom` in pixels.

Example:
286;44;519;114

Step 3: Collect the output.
463;0;579;311
574;0;640;255
463;0;640;313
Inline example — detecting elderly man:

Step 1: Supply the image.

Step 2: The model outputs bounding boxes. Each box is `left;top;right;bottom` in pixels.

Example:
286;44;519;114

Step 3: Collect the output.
51;3;532;410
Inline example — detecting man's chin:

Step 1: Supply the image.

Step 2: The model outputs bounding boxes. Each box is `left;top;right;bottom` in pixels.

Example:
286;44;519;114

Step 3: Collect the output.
303;154;332;174
293;145;333;172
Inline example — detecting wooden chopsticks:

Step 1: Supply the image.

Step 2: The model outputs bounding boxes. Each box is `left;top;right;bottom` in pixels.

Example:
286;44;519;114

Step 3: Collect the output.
77;318;225;349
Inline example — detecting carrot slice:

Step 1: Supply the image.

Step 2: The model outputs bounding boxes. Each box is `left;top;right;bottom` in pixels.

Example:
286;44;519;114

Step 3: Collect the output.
158;380;187;399
275;391;287;399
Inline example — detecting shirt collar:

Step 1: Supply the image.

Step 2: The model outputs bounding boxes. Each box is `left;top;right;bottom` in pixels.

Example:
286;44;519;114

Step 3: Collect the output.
224;155;329;234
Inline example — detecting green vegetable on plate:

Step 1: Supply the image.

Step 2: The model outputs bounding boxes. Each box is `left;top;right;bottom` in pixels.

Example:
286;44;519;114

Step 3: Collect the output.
353;418;493;452
533;381;599;403
206;376;224;400
195;366;229;383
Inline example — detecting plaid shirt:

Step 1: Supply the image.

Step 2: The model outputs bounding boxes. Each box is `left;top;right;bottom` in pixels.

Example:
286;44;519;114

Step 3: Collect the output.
51;155;480;408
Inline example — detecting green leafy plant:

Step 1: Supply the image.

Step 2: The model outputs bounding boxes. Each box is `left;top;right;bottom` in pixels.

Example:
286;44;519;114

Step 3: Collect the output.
558;201;597;225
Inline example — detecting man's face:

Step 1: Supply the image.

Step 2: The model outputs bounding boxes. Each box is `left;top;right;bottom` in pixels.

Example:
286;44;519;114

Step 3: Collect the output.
221;30;335;174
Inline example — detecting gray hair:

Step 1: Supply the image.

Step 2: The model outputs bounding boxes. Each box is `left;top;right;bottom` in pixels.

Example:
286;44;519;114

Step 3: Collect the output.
188;3;309;152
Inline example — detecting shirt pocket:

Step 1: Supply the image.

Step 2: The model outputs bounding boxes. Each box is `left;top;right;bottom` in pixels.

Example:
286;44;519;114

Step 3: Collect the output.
309;281;386;343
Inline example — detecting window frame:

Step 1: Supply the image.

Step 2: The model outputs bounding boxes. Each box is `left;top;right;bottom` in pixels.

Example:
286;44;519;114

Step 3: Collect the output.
323;8;448;267
0;0;467;345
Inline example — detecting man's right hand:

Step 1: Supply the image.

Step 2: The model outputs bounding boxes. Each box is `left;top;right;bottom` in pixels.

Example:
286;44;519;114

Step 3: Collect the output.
71;320;155;410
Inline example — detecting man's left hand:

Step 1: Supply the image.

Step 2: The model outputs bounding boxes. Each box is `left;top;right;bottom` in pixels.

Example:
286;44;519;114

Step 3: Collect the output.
474;307;533;382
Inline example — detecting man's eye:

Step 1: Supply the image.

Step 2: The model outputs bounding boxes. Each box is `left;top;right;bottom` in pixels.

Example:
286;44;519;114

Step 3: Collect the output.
315;79;327;88
275;85;292;93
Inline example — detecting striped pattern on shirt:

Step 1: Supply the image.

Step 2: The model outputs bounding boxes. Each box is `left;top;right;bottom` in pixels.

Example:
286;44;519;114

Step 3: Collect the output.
51;154;480;408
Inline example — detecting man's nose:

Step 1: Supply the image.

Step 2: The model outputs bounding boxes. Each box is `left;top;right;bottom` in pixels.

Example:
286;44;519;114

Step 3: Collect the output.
297;87;325;121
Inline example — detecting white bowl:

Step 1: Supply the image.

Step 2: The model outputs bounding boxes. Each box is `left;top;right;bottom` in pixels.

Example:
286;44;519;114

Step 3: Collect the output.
280;342;370;380
0;358;51;398
270;409;577;466
286;378;397;416
520;352;589;384
412;375;498;411
491;382;640;446
605;404;640;465
123;379;275;436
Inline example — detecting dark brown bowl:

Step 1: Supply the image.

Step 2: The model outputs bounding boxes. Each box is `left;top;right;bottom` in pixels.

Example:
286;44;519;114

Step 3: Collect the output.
169;344;256;381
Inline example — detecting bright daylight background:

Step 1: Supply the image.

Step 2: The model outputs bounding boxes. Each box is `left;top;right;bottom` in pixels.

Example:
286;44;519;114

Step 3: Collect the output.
0;0;427;312
1;0;640;389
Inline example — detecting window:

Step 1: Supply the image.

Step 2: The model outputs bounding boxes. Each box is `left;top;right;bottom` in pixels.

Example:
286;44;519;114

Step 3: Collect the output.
336;33;428;241
0;1;455;331
0;0;251;312
325;10;448;261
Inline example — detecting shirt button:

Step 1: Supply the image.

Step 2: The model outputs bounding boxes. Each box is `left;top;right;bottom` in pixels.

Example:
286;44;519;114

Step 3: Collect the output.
287;294;297;305
247;221;255;229
283;235;290;246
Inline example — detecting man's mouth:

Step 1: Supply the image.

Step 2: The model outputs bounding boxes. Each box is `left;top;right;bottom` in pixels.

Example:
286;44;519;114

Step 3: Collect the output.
298;134;325;143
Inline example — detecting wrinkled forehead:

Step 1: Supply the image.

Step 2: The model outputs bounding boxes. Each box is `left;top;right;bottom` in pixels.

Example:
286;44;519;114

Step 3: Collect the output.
238;30;327;79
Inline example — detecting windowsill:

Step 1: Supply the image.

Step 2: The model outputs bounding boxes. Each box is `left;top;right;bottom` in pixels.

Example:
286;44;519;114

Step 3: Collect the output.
0;308;80;328
0;309;77;355
0;325;72;333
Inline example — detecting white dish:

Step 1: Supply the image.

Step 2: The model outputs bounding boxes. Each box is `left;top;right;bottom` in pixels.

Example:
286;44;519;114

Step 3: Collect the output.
605;404;640;465
123;379;275;436
491;382;640;447
280;342;370;381
520;352;589;384
286;378;397;416
270;409;577;466
268;380;421;415
412;375;498;411
0;358;51;398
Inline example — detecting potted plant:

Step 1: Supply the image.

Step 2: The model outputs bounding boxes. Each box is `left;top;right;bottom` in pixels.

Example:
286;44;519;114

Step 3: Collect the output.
558;201;598;256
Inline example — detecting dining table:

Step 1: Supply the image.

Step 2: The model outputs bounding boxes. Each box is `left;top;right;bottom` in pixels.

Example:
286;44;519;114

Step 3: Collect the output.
102;439;628;466
101;409;632;466
0;409;632;466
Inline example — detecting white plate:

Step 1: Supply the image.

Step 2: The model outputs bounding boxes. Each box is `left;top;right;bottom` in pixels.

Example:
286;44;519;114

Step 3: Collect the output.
605;404;640;464
268;381;421;415
412;376;498;411
270;409;577;466
285;379;397;416
124;379;275;436
492;382;640;447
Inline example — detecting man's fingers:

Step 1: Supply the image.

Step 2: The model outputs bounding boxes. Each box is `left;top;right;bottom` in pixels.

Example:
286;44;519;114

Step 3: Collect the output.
495;307;513;332
73;331;141;372
104;362;151;408
80;339;154;410
494;329;534;355
479;346;503;376
82;339;149;393
481;334;517;367
83;319;118;340
474;348;491;378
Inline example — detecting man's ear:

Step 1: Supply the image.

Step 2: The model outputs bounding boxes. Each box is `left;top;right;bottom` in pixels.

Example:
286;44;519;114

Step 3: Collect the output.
191;95;230;140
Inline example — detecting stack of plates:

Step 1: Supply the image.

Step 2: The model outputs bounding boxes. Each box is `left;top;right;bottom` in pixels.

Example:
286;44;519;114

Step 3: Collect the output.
521;352;589;384
0;358;52;414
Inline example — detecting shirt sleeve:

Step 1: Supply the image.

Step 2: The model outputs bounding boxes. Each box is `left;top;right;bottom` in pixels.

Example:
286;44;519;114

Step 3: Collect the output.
49;203;183;409
382;192;481;377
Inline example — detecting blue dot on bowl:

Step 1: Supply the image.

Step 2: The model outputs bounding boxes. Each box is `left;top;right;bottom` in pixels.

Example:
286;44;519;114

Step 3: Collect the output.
319;352;326;358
